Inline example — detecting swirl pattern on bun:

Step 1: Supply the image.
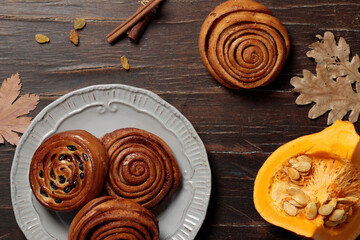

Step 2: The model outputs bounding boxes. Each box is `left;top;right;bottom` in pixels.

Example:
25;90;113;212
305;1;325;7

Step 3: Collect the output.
101;128;181;209
68;196;159;240
199;0;290;89
29;130;108;211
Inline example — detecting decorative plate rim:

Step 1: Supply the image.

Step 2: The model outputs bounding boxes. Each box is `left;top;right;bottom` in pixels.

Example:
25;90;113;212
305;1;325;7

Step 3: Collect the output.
10;84;211;240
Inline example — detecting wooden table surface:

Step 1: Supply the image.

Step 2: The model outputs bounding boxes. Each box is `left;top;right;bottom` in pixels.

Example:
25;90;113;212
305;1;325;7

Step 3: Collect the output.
2;0;360;239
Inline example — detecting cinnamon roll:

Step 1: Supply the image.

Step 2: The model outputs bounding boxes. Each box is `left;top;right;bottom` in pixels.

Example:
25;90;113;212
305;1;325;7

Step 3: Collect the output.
101;128;181;209
29;130;108;211
68;196;159;240
199;0;290;89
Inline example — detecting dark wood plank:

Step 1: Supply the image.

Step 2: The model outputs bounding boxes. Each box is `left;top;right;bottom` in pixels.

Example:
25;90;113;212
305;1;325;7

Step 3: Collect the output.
1;0;360;239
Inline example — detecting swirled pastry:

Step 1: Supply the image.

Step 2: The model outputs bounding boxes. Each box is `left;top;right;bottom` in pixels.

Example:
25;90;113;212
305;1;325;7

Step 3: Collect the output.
68;196;159;240
199;0;290;89
29;130;108;211
101;128;181;209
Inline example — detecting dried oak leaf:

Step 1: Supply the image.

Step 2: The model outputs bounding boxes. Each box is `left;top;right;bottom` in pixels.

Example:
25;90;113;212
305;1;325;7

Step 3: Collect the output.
0;73;39;145
291;32;360;125
291;64;360;125
307;31;360;83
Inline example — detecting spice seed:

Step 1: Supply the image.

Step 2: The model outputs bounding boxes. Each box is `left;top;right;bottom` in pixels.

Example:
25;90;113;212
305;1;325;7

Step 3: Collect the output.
288;167;300;180
305;202;318;219
284;202;298;216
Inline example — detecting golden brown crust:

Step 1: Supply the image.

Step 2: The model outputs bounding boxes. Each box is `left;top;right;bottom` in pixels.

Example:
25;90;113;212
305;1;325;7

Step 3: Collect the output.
68;196;159;240
100;128;181;209
199;0;290;89
29;130;108;211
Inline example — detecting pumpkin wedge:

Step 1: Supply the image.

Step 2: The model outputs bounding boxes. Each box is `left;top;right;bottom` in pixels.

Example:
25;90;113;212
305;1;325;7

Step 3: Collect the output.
254;120;360;239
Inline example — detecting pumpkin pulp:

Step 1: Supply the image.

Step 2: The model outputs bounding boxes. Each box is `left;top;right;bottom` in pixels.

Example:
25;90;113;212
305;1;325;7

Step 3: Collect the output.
254;120;360;239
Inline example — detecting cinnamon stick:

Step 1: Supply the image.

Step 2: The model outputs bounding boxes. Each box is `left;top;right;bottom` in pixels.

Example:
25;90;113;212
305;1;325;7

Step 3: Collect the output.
127;8;154;42
106;0;162;44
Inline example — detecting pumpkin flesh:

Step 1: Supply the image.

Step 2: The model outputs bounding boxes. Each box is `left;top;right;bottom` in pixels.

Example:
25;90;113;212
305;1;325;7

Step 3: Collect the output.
254;120;360;239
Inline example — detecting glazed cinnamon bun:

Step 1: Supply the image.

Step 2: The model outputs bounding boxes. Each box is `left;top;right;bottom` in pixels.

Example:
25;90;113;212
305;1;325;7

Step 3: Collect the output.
68;196;159;240
199;0;290;89
29;130;108;211
101;128;181;209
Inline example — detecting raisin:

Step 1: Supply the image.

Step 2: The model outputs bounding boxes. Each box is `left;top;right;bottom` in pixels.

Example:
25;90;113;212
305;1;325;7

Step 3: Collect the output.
51;154;57;161
50;170;55;179
79;162;84;171
58;175;66;184
74;154;81;162
59;154;67;160
39;170;43;178
50;181;58;190
82;153;88;161
80;172;85;179
55;199;62;203
64;186;72;193
67;145;77;151
40;188;48;197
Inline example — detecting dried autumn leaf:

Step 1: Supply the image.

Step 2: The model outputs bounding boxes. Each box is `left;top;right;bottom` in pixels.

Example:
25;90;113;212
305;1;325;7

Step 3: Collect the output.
0;73;39;145
291;64;360;125
121;56;130;71
307;32;360;83
35;34;50;44
74;18;86;30
291;32;360;124
70;29;79;45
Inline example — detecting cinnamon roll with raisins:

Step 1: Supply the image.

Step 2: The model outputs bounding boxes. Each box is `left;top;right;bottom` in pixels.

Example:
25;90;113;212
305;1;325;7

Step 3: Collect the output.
29;130;108;211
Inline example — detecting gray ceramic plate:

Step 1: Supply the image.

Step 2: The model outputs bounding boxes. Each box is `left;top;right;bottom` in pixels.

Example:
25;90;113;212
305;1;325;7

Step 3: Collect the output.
11;84;211;240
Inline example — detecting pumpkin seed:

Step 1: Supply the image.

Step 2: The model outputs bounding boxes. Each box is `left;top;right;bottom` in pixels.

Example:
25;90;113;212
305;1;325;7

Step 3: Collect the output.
329;209;345;222
329;198;337;208
325;220;339;227
289;199;303;208
305;202;318;219
284;202;298;216
292;193;308;206
318;204;335;216
286;187;305;196
296;155;312;163
293;161;311;172
288;167;300;180
345;196;359;203
289;158;298;165
337;197;351;204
